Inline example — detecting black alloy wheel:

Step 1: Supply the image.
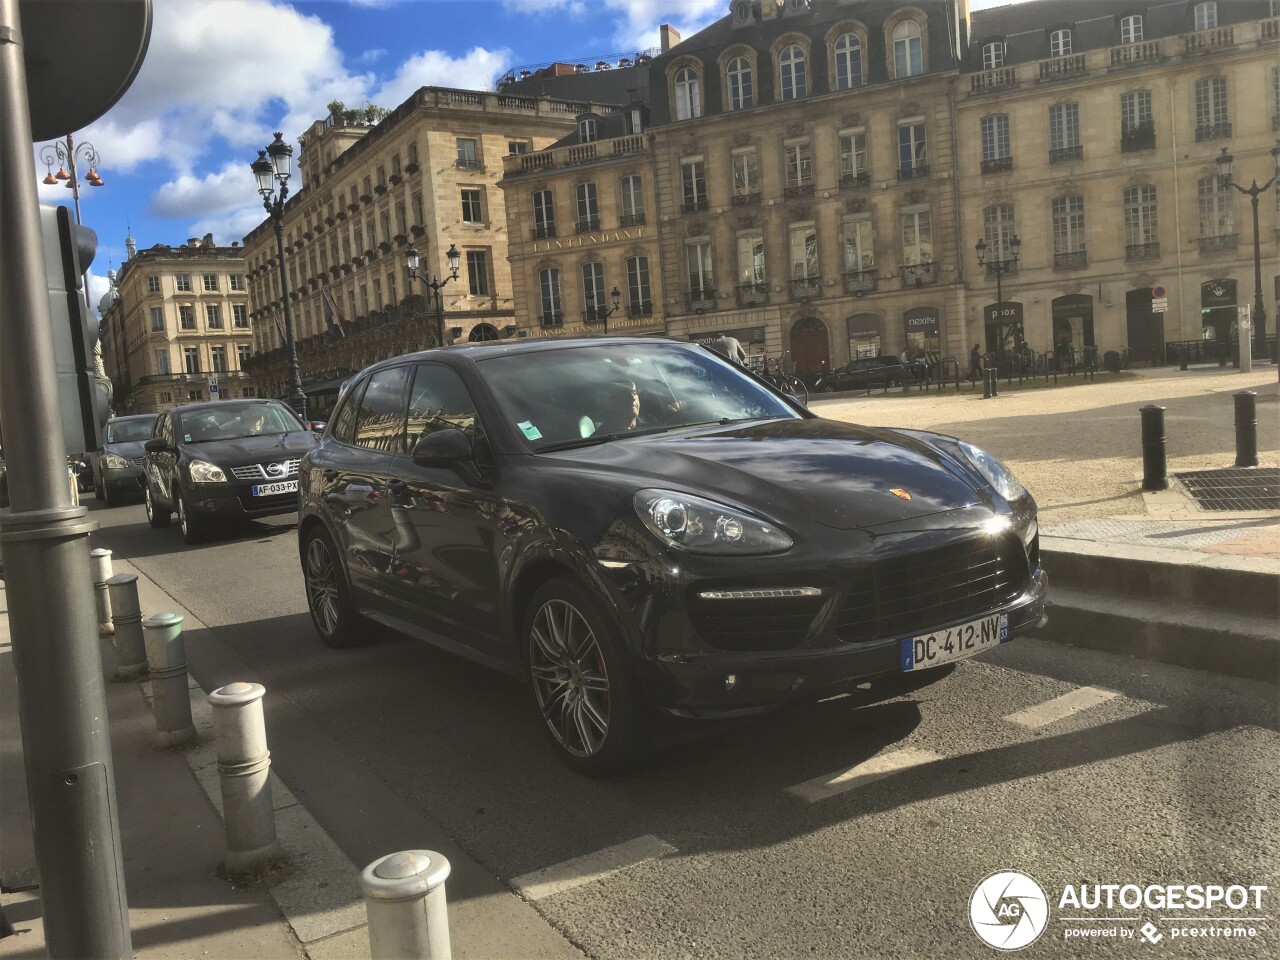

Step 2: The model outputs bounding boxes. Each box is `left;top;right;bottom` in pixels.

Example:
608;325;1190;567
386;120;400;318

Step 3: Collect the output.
302;527;360;648
524;576;643;773
144;482;171;528
175;486;207;545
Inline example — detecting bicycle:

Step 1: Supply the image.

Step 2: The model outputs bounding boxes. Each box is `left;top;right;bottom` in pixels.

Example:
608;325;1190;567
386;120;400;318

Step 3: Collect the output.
770;372;808;405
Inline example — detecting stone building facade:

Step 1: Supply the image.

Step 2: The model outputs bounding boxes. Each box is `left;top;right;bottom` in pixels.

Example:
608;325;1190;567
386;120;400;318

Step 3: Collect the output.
100;234;257;415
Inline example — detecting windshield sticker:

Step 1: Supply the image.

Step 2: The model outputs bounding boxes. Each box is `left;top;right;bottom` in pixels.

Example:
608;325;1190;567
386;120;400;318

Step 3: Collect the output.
184;434;192;442
517;421;543;441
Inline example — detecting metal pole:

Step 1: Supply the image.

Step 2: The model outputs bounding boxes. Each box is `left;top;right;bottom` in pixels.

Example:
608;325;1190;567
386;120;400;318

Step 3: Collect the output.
0;2;131;955
362;851;453;960
207;682;281;875
1250;192;1265;363
435;286;444;348
90;547;114;636
271;211;307;422
141;612;196;747
1234;391;1258;468
106;574;147;680
1140;405;1169;491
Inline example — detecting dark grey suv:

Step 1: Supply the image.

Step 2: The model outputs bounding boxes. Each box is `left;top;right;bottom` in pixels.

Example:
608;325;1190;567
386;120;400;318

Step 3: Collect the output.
93;414;157;506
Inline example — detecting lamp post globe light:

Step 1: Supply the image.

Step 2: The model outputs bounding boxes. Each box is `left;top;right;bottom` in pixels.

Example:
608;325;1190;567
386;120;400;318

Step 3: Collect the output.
585;285;622;335
975;233;1021;350
1216;143;1280;373
406;242;461;347
251;132;307;421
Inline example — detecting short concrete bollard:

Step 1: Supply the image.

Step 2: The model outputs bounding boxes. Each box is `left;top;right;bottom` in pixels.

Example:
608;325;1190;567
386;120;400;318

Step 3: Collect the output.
90;547;115;636
1140;405;1169;491
208;682;281;876
1234;391;1258;468
107;573;148;680
141;612;197;747
362;851;453;960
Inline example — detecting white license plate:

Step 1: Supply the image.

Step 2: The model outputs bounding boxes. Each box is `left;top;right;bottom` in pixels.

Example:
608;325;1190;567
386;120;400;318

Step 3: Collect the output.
901;612;1009;672
250;480;298;496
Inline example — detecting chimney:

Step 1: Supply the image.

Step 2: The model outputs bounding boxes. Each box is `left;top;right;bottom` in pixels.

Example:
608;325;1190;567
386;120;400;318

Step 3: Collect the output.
187;237;199;248
202;232;214;248
760;0;781;21
660;24;681;52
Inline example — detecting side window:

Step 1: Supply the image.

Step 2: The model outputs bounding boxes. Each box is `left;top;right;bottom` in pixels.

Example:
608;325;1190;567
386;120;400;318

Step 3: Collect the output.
330;382;363;444
406;364;486;458
353;366;411;452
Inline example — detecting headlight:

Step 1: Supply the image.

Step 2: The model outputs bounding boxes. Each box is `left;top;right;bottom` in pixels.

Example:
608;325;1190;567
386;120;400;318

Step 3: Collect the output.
634;489;792;555
103;453;130;470
188;460;227;483
958;441;1026;501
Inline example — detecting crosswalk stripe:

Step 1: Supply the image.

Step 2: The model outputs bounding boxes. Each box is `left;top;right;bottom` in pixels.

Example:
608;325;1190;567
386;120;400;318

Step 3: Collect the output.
785;746;944;803
1004;686;1119;729
510;835;677;901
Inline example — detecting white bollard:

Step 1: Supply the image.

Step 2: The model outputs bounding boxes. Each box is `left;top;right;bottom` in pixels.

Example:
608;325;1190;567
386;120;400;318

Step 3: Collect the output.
90;547;114;636
207;682;281;876
361;851;452;960
141;612;196;747
107;573;148;679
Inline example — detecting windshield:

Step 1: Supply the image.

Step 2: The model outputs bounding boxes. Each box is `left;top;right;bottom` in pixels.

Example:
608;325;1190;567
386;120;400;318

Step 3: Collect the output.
176;403;303;444
479;342;802;451
106;418;157;443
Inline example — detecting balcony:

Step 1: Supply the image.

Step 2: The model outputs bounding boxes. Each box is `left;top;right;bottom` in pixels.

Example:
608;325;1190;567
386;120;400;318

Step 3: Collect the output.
1038;54;1086;81
455;158;484;171
970;67;1017;94
1049;145;1083;165
532;223;556;240
626;301;653;319
503;131;648;177
900;263;935;287
1195;121;1231;142
1109;40;1162;68
897;165;929;181
840;171;870;190
789;276;822;301
1054;249;1088;270
981;156;1013;174
843;269;877;294
1126;242;1161;261
1121;123;1156;153
575;217;601;234
737;283;769;308
619;213;646;227
1184;26;1234;54
731;192;760;207
539;312;564;328
681;199;709;214
783;183;815;199
1198;234;1237;254
688;290;717;312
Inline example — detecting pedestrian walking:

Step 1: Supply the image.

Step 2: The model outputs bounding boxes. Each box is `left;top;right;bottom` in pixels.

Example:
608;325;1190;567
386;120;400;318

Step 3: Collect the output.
707;333;748;365
969;343;982;382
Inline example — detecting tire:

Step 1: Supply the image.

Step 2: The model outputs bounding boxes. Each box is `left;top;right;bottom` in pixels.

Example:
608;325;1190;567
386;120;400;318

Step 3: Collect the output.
524;575;647;774
301;526;362;648
175;487;208;545
94;474;105;501
144;482;171;528
819;384;835;394
887;377;901;388
786;379;808;404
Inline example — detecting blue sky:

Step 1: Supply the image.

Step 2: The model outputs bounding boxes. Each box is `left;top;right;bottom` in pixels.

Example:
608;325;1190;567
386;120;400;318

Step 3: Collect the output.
29;0;1013;312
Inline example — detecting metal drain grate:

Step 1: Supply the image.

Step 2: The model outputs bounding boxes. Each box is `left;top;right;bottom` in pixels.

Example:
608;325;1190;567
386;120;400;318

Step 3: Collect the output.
1172;467;1280;511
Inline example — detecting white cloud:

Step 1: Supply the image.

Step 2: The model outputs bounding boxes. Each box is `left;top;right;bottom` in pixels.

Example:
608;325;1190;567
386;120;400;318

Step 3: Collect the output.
356;48;388;65
602;0;723;50
148;163;261;219
188;206;275;249
374;46;514;108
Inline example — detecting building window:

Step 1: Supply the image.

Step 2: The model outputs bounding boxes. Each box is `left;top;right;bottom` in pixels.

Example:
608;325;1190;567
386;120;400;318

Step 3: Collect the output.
237;344;251;368
183;347;200;374
1194;77;1229;140
625;256;651;315
178;305;196;330
373;278;383;311
1051;195;1086;260
147;276;161;293
175;274;192;292
538;268;562;325
842;216;874;271
1274;67;1280;123
461;188;483;224
1197;176;1233;237
897;122;927;177
581;262;606;319
788;223;818;280
727;56;753;110
206;305;222;329
1049;102;1082;162
376;165;386;188
901;208;933;264
1193;1;1217;31
1050;28;1072;57
619;176;644;226
983;204;1017;264
737;232;765;287
230;274;245;291
893;20;923;77
674;66;701;120
981;115;1011;171
982;40;1005;69
150;306;164;331
1121;90;1155;150
839;128;869;184
202;274;218;291
784;140;812;189
578;117;597;142
466;250;489;296
533;190;555;239
575;182;600;232
1120;14;1143;43
508;140;530;155
1123;185;1159;257
732;149;759;199
210;346;227;373
686;240;714;297
779;44;807;100
681;158;708;212
834;34;863;90
155;349;170;374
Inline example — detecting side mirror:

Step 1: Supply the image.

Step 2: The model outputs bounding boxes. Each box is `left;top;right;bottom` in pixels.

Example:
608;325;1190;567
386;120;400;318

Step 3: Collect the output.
144;438;169;453
410;428;473;466
309;421;327;434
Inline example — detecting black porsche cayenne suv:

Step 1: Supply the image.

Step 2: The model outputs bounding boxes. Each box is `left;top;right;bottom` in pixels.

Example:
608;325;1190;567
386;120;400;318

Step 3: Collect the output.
143;399;318;544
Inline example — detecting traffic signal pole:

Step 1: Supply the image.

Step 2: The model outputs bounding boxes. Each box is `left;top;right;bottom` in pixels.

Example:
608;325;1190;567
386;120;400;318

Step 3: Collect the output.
0;1;132;956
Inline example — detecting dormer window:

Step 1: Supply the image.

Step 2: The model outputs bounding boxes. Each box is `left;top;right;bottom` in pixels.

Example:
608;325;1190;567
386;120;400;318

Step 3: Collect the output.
578;117;598;142
1120;14;1143;43
1050;28;1072;57
892;21;923;77
982;41;1006;69
779;44;808;100
674;67;701;120
1193;2;1217;30
834;34;863;90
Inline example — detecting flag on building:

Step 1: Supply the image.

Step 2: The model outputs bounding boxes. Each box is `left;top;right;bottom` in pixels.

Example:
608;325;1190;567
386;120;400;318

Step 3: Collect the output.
321;288;346;338
272;314;286;345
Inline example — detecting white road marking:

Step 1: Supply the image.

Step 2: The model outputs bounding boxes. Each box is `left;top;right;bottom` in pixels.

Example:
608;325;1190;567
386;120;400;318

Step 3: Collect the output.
785;746;944;803
1004;686;1119;730
510;835;677;901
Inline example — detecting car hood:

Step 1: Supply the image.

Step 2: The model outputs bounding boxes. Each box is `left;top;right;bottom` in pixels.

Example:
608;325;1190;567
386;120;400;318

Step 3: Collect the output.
104;440;148;459
540;418;988;530
177;431;317;466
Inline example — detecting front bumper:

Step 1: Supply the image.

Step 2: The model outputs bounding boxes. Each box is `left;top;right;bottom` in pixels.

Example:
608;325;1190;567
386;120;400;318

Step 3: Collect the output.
102;466;144;494
183;481;299;521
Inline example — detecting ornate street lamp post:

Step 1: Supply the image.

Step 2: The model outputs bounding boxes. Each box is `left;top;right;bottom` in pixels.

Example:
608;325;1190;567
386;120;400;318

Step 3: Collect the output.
585;285;622;335
405;243;460;347
251;133;307;420
1216;143;1280;370
975;233;1021;350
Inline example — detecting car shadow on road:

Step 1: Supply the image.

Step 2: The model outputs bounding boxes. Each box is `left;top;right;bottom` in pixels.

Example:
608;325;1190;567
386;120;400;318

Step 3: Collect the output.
85;499;296;561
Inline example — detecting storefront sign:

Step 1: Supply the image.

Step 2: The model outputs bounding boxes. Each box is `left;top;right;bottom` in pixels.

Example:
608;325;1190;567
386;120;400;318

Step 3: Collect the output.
692;326;765;345
904;308;940;334
983;301;1024;326
531;227;646;252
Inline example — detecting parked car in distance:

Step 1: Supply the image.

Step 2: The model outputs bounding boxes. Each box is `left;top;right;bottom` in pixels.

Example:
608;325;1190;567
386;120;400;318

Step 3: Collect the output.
143;399;318;544
297;338;1046;773
93;414;158;506
814;356;907;393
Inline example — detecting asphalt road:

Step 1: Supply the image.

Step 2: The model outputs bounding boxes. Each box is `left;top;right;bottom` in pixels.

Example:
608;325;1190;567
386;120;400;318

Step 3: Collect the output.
87;498;1279;959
